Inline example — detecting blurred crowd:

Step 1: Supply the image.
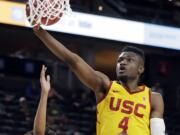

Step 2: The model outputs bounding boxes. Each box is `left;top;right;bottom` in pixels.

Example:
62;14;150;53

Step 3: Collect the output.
0;80;96;135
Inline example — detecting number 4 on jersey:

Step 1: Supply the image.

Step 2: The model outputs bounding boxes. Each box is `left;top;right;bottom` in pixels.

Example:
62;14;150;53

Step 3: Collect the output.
118;117;129;131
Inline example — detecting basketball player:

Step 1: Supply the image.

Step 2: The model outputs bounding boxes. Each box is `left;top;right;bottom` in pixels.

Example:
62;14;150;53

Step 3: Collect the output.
33;65;57;135
32;27;165;135
32;65;49;135
24;65;57;135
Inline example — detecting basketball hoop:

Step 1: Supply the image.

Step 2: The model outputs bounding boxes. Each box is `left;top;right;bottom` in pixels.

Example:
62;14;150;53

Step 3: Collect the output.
26;0;72;26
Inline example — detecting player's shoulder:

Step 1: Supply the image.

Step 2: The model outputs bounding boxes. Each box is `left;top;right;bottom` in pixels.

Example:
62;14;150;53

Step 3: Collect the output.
151;91;163;98
150;92;164;105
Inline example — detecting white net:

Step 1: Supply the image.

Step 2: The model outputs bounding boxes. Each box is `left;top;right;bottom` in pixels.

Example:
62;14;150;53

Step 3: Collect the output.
27;0;71;26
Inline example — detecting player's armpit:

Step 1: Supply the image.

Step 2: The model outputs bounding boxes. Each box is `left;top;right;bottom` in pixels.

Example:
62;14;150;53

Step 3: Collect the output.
94;71;111;102
95;71;111;92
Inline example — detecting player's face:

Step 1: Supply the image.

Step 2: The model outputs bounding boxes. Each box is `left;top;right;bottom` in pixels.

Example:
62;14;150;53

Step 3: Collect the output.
116;52;144;82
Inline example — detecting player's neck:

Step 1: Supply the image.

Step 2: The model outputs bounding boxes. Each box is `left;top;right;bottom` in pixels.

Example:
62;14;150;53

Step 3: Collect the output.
119;79;139;92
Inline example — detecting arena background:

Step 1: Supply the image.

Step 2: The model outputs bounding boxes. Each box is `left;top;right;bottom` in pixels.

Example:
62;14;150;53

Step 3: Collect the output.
0;0;180;135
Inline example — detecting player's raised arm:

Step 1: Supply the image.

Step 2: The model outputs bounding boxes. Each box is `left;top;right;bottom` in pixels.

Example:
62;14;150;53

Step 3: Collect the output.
33;28;110;101
33;65;51;135
150;92;166;135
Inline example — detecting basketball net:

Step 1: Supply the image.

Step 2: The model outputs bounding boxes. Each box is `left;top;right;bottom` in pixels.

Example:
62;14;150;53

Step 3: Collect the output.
27;0;72;26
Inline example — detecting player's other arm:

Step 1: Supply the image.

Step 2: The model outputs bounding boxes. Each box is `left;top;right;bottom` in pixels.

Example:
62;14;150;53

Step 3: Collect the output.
33;65;50;135
150;92;165;135
33;28;111;101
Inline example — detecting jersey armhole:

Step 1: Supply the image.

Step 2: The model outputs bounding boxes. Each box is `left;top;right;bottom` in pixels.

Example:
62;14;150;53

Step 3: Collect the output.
97;81;113;105
149;88;152;116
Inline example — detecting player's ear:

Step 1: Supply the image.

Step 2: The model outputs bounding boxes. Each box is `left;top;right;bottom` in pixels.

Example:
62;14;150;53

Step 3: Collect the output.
138;65;144;74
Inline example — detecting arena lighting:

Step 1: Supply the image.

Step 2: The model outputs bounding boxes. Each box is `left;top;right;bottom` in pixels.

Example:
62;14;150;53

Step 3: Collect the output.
1;1;180;50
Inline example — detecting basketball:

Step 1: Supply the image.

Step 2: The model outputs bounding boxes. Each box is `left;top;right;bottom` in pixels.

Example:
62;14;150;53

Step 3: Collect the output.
26;0;63;26
41;13;63;26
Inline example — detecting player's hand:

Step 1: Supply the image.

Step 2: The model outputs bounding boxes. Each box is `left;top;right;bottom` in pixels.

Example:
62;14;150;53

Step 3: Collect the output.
33;25;40;31
40;65;51;94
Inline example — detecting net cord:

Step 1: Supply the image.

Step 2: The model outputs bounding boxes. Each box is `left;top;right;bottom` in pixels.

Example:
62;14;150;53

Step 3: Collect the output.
27;0;71;26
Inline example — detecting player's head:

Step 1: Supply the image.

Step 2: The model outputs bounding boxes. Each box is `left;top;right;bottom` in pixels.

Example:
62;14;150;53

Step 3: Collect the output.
116;46;145;83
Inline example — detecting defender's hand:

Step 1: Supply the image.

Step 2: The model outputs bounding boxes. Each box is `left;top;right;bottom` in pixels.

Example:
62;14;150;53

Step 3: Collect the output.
40;65;51;94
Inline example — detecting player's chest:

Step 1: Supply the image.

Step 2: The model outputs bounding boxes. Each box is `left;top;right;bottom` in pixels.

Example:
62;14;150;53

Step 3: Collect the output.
105;91;149;118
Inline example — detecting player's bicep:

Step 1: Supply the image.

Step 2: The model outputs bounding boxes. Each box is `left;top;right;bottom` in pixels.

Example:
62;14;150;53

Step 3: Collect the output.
68;55;110;93
151;92;164;118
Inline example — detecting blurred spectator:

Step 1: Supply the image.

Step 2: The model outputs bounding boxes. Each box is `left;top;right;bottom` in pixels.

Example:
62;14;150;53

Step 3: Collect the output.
73;131;83;135
25;80;40;100
19;97;32;122
0;102;6;115
4;94;15;102
176;86;180;110
48;98;61;117
151;82;164;97
72;90;95;112
24;130;33;135
48;86;64;101
24;126;58;135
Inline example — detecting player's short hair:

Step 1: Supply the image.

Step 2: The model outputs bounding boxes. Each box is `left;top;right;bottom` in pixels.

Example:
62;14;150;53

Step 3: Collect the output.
121;46;145;62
